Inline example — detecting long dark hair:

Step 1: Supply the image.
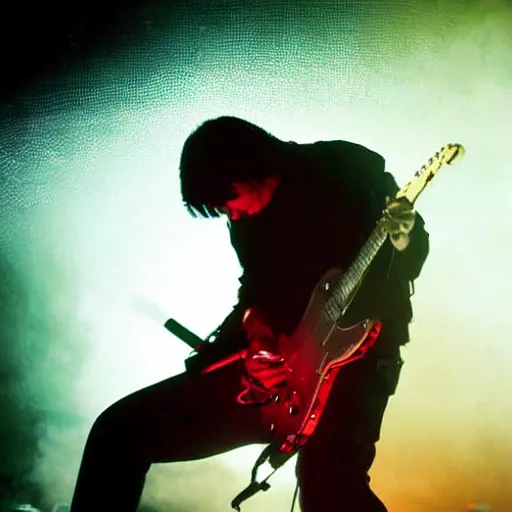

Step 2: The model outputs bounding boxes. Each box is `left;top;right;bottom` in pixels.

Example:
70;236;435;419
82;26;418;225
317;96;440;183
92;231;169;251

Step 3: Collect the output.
180;116;297;217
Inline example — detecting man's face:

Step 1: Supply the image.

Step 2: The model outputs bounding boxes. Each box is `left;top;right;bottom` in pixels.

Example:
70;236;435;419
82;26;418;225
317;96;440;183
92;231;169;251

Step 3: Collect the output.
222;182;263;220
221;177;280;220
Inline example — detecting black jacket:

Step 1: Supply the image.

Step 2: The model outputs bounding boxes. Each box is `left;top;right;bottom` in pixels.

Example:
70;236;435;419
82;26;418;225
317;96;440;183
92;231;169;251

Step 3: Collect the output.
199;140;429;363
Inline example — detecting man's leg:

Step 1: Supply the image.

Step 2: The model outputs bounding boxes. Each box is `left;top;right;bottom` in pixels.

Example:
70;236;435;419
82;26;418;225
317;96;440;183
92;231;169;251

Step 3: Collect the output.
70;360;271;511
296;349;403;512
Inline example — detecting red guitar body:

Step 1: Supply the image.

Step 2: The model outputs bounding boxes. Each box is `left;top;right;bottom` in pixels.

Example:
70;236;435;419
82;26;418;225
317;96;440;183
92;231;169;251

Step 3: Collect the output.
243;267;381;454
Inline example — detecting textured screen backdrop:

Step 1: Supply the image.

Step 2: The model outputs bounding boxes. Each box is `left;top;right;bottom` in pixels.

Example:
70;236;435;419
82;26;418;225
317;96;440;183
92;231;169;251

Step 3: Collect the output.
0;0;511;510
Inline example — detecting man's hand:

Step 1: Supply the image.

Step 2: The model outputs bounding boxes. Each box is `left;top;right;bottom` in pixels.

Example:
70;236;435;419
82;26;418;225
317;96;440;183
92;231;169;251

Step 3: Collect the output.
383;197;416;251
244;336;289;390
242;308;288;390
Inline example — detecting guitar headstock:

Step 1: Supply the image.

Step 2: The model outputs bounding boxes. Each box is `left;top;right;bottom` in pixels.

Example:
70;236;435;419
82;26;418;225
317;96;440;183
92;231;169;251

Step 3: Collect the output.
396;143;465;205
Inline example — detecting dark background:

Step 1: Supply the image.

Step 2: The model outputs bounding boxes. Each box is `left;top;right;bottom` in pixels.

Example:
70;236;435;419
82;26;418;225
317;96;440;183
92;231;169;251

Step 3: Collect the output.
1;0;156;101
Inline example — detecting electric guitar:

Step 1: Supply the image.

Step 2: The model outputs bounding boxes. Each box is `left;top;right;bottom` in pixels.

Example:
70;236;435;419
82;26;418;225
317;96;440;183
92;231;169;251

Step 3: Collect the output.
240;143;465;456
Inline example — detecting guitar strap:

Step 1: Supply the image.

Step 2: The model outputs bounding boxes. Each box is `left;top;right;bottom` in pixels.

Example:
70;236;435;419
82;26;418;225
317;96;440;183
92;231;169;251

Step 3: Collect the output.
231;441;297;511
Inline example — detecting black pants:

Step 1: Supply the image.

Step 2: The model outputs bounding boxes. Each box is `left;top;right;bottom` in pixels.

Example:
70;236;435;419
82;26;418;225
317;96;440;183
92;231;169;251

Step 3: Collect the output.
69;349;402;512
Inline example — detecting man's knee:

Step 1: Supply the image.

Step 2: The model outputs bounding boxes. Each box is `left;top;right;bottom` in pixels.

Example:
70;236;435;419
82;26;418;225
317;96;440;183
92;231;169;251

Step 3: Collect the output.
87;397;138;450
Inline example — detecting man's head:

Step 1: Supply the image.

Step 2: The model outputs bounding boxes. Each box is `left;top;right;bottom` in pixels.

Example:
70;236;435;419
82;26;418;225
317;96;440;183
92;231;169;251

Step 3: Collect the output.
179;116;294;218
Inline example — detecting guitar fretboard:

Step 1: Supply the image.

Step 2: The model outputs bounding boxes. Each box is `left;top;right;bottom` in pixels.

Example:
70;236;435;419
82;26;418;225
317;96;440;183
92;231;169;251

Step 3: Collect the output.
324;219;388;322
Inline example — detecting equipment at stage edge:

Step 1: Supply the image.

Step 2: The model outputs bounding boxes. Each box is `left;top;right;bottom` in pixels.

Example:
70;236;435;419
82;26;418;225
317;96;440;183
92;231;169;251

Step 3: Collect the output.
467;503;491;512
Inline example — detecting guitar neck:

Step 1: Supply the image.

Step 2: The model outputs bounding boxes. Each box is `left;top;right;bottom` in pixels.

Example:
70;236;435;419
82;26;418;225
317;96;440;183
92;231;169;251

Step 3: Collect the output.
326;218;388;320
324;142;465;322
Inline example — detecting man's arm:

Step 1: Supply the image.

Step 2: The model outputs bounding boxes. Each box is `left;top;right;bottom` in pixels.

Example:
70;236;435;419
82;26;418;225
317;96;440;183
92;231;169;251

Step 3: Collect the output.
185;275;249;372
377;170;430;281
206;300;246;346
317;140;430;281
392;209;429;281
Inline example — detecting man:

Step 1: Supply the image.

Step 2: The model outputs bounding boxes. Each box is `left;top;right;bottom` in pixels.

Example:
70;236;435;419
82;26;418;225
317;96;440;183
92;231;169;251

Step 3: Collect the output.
70;116;428;511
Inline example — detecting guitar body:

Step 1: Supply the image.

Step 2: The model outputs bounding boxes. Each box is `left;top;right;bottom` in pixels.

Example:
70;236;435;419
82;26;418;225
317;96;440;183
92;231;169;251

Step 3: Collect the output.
244;267;381;453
